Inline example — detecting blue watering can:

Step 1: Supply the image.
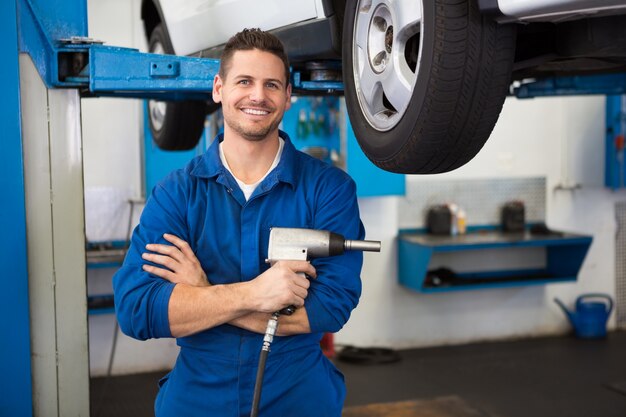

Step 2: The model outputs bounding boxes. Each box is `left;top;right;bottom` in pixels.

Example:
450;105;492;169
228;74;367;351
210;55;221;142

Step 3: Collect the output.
554;293;613;339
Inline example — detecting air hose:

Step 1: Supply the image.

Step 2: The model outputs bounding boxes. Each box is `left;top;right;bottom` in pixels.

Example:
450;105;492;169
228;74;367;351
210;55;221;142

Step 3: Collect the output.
250;312;280;417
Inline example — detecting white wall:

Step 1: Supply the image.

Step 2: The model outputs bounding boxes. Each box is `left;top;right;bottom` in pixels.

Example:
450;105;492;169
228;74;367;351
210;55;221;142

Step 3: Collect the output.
83;0;144;196
336;95;626;349
84;0;178;376
83;0;626;376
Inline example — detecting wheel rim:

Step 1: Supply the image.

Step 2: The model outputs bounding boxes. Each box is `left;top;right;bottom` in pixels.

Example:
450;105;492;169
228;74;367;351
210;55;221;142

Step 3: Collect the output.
148;42;167;132
352;0;423;132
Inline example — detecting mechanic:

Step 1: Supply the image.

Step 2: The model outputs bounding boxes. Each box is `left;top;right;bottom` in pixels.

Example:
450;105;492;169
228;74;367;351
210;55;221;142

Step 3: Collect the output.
112;28;365;416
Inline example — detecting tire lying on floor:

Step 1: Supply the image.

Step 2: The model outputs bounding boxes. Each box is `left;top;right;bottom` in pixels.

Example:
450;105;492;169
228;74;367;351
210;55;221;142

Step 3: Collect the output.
342;0;516;174
147;24;219;151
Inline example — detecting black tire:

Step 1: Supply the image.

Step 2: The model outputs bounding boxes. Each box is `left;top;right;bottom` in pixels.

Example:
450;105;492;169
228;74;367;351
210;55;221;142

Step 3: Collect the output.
342;0;516;174
148;24;218;150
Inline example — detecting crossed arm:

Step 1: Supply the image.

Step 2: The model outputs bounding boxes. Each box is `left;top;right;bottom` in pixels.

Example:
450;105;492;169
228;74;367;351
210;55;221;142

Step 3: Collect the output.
141;233;316;338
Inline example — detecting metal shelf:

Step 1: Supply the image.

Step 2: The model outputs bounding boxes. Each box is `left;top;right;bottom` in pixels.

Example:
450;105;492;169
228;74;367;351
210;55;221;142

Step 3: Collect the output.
87;294;115;315
86;241;127;268
398;227;592;293
86;242;126;315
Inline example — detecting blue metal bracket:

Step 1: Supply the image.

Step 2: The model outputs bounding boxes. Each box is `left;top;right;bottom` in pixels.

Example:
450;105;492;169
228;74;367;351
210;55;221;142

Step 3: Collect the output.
86;44;218;100
3;0;34;414
18;0;217;101
513;74;626;98
17;0;87;88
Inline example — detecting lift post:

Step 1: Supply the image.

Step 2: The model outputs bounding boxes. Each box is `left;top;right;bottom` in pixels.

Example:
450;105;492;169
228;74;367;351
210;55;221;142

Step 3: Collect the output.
2;1;32;416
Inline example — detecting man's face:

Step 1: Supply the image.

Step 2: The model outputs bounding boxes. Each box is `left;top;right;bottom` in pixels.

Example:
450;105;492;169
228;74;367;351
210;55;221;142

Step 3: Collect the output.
213;49;291;142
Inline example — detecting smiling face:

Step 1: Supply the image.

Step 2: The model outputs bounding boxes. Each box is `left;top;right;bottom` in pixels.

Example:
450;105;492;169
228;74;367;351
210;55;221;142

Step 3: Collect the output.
212;49;291;142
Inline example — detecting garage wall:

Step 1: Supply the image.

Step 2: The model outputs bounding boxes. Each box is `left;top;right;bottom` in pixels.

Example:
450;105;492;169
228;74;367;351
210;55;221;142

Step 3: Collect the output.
83;0;626;376
83;0;143;197
338;95;626;349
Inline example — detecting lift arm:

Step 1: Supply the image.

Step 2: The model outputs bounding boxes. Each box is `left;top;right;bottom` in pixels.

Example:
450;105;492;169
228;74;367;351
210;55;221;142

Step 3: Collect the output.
18;0;218;100
17;0;343;101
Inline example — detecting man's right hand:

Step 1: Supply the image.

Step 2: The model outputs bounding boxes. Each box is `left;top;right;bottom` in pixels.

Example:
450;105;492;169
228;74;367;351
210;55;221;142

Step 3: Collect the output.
249;261;316;313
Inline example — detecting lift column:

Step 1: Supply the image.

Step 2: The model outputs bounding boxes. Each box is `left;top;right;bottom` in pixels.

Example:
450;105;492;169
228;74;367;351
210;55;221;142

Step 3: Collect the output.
20;52;90;416
2;0;34;415
12;0;91;415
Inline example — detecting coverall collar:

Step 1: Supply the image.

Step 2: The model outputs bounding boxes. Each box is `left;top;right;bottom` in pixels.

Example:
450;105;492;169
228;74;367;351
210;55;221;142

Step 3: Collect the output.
190;130;298;190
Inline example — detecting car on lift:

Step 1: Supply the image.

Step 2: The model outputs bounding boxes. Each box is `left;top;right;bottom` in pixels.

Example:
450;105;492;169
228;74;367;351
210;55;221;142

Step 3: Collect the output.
140;0;626;174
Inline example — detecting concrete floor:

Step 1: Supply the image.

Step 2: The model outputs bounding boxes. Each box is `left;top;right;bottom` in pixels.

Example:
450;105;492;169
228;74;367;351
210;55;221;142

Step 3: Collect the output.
90;330;626;417
340;331;626;417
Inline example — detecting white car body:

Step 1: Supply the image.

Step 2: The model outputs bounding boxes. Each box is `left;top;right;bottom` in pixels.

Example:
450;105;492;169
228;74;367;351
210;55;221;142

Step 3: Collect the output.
159;0;326;56
159;0;626;56
496;0;626;22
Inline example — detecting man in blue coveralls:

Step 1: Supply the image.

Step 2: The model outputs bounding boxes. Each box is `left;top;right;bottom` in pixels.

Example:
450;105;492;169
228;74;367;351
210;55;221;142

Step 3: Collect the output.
113;28;365;416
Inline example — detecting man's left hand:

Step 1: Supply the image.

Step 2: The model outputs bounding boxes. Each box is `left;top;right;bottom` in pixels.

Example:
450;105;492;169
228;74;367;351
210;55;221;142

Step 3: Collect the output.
142;233;210;287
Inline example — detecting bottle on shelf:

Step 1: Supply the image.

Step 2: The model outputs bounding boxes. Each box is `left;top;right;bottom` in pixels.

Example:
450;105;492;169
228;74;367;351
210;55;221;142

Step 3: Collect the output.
457;208;467;235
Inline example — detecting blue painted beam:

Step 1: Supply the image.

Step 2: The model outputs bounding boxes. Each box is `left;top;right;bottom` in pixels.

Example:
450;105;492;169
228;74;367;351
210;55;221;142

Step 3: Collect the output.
605;95;626;190
513;74;626;98
88;44;218;98
18;0;218;100
1;0;33;415
17;0;87;88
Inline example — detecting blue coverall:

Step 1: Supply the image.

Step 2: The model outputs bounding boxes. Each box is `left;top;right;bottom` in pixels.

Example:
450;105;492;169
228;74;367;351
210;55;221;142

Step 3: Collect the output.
113;130;365;417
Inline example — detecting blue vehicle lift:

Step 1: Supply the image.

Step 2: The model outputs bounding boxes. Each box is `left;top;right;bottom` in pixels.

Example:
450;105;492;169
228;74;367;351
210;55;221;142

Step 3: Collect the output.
2;1;31;416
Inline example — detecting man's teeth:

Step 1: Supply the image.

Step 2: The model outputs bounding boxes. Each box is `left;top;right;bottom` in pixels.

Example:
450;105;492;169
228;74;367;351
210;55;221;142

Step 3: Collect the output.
242;108;269;115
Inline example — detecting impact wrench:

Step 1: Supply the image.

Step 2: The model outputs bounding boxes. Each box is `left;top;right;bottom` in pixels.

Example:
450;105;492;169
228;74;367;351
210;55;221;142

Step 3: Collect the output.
250;227;381;417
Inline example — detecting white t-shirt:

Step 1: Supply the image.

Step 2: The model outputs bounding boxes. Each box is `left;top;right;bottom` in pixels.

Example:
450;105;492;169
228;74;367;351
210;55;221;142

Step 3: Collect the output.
219;138;285;200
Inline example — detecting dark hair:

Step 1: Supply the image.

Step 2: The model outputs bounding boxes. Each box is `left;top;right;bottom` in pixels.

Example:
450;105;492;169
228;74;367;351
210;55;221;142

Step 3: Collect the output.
219;28;290;85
